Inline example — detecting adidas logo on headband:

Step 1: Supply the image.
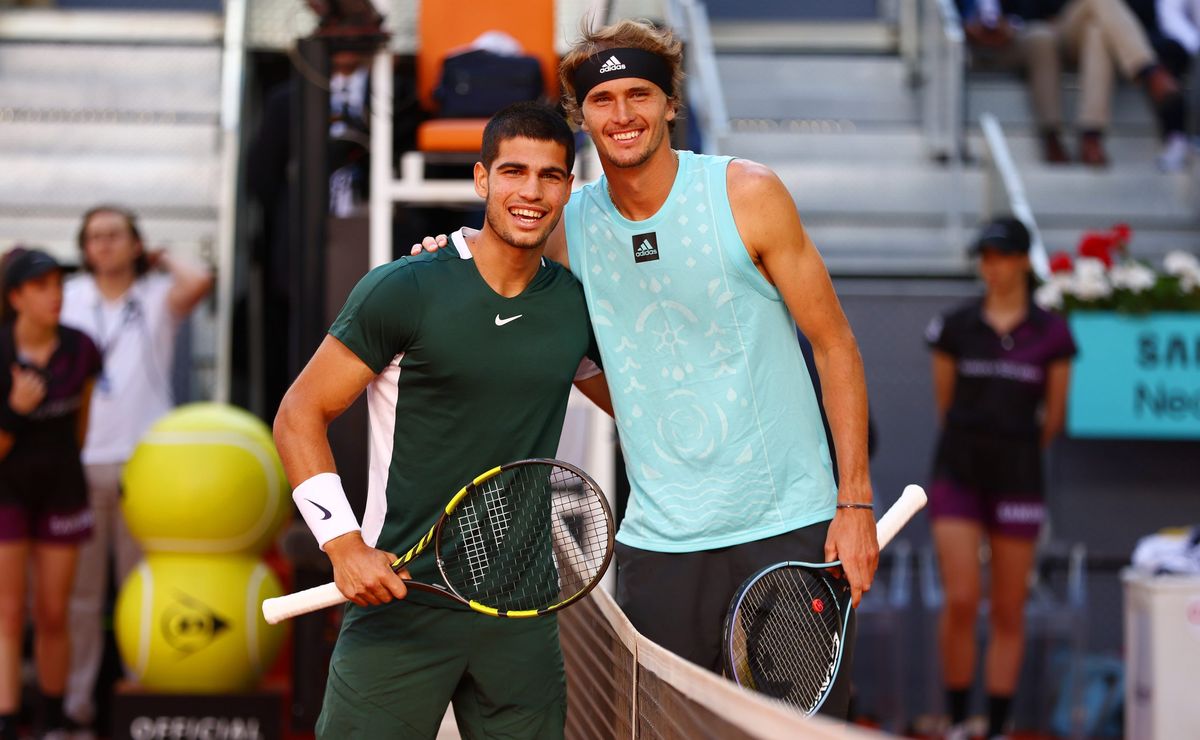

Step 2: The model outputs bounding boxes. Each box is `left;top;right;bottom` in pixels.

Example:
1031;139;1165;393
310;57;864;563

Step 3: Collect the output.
598;55;626;74
573;47;673;106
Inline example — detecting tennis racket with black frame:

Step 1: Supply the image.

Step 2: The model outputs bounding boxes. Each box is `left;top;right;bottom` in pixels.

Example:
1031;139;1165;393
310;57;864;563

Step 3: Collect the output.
262;458;615;624
722;484;927;714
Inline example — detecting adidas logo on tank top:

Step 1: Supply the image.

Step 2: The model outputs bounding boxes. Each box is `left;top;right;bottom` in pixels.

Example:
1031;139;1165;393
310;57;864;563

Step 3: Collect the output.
632;232;660;263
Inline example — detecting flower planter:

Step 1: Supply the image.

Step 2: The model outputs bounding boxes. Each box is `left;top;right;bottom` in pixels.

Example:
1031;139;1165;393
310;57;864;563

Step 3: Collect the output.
1067;312;1200;439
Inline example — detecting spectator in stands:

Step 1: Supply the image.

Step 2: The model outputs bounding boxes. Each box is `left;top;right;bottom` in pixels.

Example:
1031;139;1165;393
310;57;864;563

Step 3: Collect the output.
0;247;102;740
924;218;1076;740
958;0;1185;167
1153;0;1200;74
1137;0;1199;169
59;207;213;733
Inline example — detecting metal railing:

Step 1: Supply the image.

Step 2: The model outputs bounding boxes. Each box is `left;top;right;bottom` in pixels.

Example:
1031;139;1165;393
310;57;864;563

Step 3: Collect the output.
919;0;964;162
896;0;921;84
212;0;247;403
665;0;729;155
980;113;1050;279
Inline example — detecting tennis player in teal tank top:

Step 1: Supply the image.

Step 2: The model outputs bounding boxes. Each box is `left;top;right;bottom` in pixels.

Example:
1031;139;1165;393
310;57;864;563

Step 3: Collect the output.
274;103;608;740
558;22;879;720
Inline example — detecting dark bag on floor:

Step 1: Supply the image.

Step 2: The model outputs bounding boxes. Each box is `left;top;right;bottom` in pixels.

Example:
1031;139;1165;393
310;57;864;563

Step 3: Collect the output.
434;49;544;118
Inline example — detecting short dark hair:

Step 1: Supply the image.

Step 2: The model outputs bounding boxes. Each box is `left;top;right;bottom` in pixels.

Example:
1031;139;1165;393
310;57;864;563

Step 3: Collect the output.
77;205;150;276
481;102;575;174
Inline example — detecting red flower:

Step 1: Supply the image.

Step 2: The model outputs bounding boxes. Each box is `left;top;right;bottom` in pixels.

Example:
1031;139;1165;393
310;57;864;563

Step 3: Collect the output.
1077;232;1118;267
1049;251;1074;273
1111;222;1132;249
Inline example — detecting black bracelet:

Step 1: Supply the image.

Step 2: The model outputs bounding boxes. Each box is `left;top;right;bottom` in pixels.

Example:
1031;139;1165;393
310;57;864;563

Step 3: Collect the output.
835;503;874;510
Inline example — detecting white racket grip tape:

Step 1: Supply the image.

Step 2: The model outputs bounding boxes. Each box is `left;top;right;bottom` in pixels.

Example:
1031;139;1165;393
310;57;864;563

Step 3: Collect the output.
875;484;927;551
262;581;347;624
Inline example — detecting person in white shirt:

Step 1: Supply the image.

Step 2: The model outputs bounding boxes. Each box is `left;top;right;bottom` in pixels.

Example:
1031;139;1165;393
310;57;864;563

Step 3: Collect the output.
1154;0;1199;167
58;206;213;732
1157;0;1200;59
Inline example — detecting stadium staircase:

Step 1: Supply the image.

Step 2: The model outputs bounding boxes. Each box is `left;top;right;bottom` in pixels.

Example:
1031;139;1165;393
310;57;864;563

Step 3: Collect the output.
706;1;1200;277
0;8;228;396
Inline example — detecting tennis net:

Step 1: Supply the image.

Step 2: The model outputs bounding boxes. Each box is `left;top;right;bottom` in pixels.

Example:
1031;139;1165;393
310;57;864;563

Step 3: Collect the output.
559;588;882;739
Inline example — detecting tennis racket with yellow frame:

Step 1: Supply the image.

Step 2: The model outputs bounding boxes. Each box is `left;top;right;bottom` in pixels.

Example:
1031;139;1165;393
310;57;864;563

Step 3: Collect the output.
263;459;615;624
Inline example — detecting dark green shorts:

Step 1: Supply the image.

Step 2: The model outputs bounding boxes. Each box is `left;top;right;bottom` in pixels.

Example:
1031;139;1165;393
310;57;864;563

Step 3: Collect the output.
316;599;566;740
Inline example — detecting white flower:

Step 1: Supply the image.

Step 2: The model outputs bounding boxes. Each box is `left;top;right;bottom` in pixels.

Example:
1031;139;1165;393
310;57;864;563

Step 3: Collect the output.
1075;257;1109;281
1109;262;1157;293
1034;282;1064;310
1163;251;1200;294
1072;257;1113;301
1049;272;1074;290
1163;250;1200;278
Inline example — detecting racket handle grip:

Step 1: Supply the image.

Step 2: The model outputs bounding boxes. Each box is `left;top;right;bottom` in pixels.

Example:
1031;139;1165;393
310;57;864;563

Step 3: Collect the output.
262;581;346;624
876;484;927;550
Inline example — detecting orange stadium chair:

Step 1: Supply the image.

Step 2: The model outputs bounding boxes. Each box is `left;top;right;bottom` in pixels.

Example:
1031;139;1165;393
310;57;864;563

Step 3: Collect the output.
415;0;557;154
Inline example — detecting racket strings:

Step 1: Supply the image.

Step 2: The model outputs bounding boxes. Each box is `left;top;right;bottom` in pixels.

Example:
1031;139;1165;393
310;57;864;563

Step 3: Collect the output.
440;463;611;612
730;568;843;712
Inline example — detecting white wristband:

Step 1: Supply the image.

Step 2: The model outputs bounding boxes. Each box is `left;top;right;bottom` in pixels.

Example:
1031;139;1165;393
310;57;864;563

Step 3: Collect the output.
293;473;360;551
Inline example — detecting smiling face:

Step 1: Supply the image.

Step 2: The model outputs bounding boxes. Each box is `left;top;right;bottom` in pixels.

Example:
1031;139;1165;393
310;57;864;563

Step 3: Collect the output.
476;136;573;250
580;77;676;170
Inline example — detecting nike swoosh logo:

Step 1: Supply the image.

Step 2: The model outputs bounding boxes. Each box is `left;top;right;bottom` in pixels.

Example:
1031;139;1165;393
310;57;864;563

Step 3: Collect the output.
306;499;332;520
495;314;523;326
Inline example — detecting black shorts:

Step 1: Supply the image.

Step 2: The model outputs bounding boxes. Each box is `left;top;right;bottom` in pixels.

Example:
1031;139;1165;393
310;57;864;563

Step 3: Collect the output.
614;520;856;719
0;458;91;543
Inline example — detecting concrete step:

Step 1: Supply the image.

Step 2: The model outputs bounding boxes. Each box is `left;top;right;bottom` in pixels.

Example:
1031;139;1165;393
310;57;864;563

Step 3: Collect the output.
0;212;218;263
717;54;918;125
773;161;976;217
966;75;1160;135
720;128;930;165
0;42;221;114
963;129;1176;166
0;120;220;156
0;153;220;209
712;20;898;54
769;157;1195;275
805;222;973;277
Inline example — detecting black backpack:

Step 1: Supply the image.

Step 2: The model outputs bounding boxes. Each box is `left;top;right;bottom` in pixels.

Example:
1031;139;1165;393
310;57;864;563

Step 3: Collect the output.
433;49;544;118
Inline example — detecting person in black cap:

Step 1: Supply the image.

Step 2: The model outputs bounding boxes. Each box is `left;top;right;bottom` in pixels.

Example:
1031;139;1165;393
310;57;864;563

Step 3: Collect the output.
923;217;1076;740
0;247;101;740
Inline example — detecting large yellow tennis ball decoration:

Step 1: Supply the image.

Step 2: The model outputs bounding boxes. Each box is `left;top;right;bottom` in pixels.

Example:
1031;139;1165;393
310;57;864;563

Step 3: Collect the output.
122;403;289;555
115;553;286;693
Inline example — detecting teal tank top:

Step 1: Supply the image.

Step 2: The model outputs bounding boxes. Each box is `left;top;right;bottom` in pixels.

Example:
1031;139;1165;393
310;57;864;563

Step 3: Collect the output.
564;151;837;552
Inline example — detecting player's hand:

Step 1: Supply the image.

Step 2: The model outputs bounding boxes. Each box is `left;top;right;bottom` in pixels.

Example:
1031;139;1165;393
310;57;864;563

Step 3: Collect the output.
824;501;879;609
410;233;449;255
324;531;410;606
9;364;47;415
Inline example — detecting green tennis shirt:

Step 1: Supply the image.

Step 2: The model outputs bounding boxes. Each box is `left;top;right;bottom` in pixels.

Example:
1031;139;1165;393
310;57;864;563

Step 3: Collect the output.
328;229;596;603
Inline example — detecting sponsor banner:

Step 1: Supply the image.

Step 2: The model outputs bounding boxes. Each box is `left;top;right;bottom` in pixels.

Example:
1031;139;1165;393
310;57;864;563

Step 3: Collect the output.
111;685;283;740
1068;313;1200;439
